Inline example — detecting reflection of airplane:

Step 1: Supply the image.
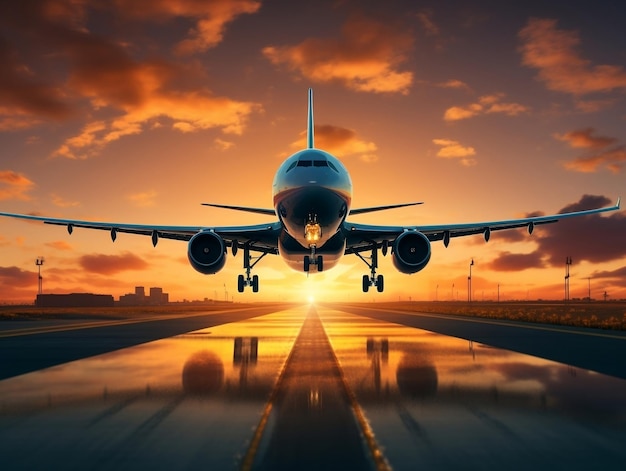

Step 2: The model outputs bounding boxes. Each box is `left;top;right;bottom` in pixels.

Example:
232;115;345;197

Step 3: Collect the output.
0;90;620;293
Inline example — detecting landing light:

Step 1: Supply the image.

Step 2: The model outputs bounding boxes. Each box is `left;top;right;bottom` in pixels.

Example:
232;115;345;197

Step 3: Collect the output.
305;222;321;244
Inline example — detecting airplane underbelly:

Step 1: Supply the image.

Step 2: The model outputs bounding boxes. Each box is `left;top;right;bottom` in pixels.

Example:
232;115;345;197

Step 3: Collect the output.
278;230;345;272
274;186;349;247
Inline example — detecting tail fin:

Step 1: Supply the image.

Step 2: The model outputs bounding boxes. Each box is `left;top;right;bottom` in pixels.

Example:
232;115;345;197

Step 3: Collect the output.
307;88;314;149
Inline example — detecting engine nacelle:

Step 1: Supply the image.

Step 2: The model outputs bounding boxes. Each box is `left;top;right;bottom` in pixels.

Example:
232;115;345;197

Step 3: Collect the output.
187;231;226;274
392;231;431;274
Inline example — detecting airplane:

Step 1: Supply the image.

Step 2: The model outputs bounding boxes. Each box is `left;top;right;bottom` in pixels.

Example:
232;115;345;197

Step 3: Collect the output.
0;89;621;293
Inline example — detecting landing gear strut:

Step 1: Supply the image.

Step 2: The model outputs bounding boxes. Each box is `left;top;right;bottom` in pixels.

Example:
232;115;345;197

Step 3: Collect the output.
356;244;384;292
237;243;266;293
303;246;323;272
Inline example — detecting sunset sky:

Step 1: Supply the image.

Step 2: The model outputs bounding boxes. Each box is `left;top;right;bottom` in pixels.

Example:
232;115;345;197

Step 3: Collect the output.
0;0;624;304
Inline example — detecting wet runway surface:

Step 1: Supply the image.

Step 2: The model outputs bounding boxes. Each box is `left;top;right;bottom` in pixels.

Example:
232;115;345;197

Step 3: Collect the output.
1;303;626;470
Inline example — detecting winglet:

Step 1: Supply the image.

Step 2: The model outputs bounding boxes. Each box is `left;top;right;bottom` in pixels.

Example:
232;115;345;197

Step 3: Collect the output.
307;88;314;149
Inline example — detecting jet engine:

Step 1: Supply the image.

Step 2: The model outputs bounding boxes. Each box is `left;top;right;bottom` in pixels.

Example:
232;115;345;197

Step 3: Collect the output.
187;231;227;274
392;231;431;274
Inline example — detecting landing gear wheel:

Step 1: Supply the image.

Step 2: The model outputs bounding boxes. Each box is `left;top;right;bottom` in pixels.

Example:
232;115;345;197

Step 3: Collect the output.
237;274;245;293
317;256;323;271
376;274;384;293
362;274;370;293
252;275;259;293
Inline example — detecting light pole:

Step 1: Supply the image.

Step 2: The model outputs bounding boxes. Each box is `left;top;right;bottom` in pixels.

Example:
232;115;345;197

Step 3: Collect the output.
468;258;474;303
35;257;44;295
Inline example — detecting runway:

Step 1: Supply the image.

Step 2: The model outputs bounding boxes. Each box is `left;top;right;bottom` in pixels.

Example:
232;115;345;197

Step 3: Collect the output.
1;303;625;470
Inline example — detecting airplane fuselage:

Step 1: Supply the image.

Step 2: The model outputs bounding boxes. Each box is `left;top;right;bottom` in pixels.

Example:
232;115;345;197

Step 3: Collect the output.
272;148;352;271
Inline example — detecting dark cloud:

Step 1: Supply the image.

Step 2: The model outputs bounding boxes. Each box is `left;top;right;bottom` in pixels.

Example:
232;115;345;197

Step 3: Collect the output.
591;265;626;281
0;36;72;126
0;266;35;288
486;251;545;271
487;195;625;272
79;252;149;275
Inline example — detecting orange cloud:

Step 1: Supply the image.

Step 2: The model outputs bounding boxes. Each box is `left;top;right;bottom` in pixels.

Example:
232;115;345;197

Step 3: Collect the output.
291;125;378;162
79;252;149;275
564;147;626;174
0;171;35;201
128;190;158;207
432;138;476;166
45;241;73;251
51;193;80;208
519;18;626;95
113;0;261;54
444;93;529;122
263;13;414;94
554;128;617;149
53;48;260;158
556;128;625;173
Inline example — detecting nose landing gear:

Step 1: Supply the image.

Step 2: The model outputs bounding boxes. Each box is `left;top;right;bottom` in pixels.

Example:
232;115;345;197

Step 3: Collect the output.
304;246;323;272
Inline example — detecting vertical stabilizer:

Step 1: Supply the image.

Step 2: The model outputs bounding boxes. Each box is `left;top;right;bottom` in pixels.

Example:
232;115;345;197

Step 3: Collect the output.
307;88;314;149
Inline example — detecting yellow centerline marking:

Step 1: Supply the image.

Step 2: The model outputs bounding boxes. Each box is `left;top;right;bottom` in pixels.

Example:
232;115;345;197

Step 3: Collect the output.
352;305;626;340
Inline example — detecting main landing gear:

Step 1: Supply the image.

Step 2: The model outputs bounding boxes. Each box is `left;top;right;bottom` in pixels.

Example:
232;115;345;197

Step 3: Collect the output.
356;243;385;293
237;243;267;293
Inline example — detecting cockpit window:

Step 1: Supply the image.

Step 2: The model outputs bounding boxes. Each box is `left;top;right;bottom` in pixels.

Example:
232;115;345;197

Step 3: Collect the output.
286;158;339;173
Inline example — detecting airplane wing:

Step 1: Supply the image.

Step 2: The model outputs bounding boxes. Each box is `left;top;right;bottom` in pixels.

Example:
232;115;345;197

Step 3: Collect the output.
0;211;282;254
344;197;621;253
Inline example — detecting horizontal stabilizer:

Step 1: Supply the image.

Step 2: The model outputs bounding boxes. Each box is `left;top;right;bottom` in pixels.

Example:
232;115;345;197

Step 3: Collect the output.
201;203;276;216
349;202;423;215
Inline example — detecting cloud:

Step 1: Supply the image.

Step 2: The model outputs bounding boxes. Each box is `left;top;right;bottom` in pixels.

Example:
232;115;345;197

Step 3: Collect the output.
444;93;529;122
79;252;149;275
0;1;261;157
51;193;80;208
555;128;625;173
564;147;626;174
0;36;72;130
0;170;35;201
435;79;470;90
53;56;260;158
554;128;617;149
487;251;546;271
488;195;625;272
0;266;35;288
416;9;439;36
518;18;626;95
45;240;73;251
291;124;378;162
128;190;158;207
113;0;261;55
432;138;476;166
263;13;414;94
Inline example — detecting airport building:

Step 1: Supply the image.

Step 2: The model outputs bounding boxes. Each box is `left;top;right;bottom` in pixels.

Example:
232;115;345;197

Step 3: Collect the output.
118;286;169;306
35;293;114;308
